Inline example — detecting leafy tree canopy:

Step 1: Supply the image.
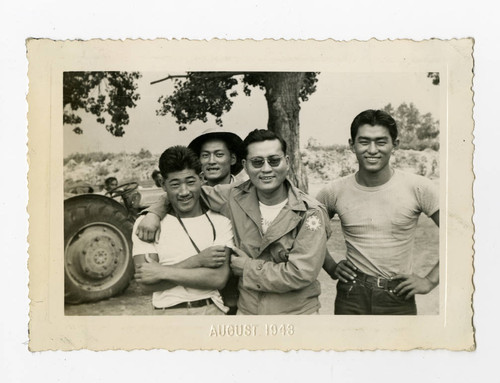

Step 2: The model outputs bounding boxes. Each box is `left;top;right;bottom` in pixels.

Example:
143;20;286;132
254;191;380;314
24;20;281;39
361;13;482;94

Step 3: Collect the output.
156;72;318;131
383;102;440;151
63;71;141;136
427;72;440;85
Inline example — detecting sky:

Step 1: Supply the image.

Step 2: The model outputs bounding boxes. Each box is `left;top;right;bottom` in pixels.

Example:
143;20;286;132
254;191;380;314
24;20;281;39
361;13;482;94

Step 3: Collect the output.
63;71;440;156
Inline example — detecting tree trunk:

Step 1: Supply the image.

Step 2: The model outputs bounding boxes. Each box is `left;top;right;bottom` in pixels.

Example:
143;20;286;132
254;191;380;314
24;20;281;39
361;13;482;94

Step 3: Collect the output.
262;73;309;193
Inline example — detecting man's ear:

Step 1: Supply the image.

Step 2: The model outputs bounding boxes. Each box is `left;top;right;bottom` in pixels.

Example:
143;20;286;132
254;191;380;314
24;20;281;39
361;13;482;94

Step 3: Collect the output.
392;138;400;151
230;153;237;166
348;138;355;153
242;158;248;171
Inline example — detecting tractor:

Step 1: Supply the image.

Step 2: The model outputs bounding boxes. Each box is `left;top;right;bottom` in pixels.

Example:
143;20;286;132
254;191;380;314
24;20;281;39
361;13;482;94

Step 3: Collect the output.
64;182;160;304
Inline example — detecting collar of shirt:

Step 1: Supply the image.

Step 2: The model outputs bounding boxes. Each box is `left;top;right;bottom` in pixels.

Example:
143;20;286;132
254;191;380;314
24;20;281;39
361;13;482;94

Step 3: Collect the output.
235;178;308;214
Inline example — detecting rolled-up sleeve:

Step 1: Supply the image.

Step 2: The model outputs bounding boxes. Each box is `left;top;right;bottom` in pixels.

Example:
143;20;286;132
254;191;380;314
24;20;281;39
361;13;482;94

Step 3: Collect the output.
242;208;328;293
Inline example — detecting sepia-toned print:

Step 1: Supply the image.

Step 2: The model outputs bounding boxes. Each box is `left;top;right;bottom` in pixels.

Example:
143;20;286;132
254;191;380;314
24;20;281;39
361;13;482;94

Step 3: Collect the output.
28;39;474;350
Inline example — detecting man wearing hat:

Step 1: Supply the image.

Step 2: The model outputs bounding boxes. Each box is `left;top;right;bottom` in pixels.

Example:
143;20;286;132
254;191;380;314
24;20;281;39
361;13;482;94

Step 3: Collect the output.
188;128;246;187
138;128;246;241
137;128;246;314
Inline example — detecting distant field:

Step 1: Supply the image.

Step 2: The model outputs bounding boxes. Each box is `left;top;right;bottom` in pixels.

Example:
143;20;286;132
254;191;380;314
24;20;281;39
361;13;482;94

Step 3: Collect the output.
64;148;439;192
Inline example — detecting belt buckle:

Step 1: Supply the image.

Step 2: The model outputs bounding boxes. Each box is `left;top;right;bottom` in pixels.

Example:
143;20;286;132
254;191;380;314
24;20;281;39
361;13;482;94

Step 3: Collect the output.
186;301;192;308
376;277;384;288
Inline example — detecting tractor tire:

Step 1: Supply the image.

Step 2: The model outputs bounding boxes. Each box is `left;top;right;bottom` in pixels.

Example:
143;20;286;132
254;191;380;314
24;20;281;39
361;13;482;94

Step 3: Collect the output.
64;194;135;304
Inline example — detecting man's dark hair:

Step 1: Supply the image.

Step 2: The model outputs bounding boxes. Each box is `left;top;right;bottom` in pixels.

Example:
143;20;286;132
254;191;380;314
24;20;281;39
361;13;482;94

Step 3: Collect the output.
104;177;117;187
151;169;162;187
151;170;161;179
159;146;202;179
242;129;287;158
350;109;398;143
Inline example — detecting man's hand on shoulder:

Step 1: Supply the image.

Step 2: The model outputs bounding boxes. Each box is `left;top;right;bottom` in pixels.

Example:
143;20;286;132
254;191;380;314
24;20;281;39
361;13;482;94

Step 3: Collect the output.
393;273;437;299
197;245;227;268
136;213;161;243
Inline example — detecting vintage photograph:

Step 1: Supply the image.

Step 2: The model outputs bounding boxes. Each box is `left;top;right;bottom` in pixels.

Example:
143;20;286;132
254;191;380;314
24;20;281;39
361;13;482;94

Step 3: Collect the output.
63;71;440;316
28;39;473;350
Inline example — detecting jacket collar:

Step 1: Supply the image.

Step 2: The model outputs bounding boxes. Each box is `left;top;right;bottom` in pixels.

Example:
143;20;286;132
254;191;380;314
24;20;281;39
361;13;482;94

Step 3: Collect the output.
234;179;308;254
235;178;307;213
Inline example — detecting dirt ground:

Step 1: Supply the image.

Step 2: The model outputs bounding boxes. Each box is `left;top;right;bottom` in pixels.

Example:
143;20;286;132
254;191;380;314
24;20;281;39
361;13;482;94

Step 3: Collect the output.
65;215;439;316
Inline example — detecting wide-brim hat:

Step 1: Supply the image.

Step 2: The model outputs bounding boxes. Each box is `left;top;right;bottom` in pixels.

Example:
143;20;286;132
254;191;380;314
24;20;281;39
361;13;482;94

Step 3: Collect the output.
188;128;244;175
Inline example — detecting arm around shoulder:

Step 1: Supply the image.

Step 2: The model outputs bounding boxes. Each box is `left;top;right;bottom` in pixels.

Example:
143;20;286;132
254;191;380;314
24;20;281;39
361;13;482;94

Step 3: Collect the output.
200;183;232;214
144;193;169;218
136;194;170;242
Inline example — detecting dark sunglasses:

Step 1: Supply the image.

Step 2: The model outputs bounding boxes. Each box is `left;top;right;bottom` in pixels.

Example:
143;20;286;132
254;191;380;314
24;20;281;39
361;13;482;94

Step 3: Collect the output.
248;156;284;168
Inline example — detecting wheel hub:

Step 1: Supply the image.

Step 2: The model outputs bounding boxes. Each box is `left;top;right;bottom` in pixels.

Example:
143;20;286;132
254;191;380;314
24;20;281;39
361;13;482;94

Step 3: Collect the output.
66;224;127;283
80;234;119;278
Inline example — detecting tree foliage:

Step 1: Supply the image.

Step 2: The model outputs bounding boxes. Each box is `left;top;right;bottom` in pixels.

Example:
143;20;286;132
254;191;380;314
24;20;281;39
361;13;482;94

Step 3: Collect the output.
383;102;440;150
155;72;318;191
156;72;318;131
427;72;440;85
63;71;141;136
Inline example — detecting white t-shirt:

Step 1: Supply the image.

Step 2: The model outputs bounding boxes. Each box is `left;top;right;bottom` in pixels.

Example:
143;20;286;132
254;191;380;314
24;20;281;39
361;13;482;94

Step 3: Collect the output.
259;199;288;234
132;210;234;311
316;170;439;278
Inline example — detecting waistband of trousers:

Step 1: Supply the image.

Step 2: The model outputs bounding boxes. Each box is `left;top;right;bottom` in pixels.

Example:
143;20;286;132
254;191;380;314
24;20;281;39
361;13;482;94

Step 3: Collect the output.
154;298;213;310
350;270;402;291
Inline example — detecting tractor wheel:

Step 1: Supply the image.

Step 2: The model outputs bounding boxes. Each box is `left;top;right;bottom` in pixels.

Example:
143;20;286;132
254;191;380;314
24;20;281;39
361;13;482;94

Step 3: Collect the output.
64;194;135;304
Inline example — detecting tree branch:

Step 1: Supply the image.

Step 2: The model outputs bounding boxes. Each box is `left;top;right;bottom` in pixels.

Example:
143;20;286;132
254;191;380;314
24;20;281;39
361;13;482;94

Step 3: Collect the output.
150;75;189;85
150;72;248;85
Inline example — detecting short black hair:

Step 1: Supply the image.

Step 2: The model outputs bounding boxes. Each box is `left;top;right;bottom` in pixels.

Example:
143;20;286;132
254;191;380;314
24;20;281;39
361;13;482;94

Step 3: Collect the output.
159;146;202;179
104;177;117;187
350;109;398;143
242;129;287;158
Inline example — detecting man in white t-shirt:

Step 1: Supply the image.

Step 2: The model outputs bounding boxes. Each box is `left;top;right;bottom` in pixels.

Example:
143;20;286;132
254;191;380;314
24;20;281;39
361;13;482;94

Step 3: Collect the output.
136;128;247;315
132;145;234;315
317;109;439;315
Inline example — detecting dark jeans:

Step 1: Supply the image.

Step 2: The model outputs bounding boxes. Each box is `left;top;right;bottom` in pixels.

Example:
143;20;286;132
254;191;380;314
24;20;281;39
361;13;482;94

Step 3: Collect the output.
335;279;417;315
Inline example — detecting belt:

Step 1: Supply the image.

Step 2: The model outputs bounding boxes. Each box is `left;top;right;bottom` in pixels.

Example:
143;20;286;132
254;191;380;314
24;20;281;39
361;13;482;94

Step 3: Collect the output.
352;270;402;291
154;298;213;310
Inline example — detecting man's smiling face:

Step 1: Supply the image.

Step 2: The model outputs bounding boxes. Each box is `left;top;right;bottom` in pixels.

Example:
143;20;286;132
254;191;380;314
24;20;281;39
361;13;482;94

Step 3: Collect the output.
350;124;399;174
199;139;236;186
244;139;289;196
163;168;202;218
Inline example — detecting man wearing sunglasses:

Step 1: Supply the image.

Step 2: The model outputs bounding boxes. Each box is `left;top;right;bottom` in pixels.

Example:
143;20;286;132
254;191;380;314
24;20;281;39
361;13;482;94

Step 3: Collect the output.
140;129;330;315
